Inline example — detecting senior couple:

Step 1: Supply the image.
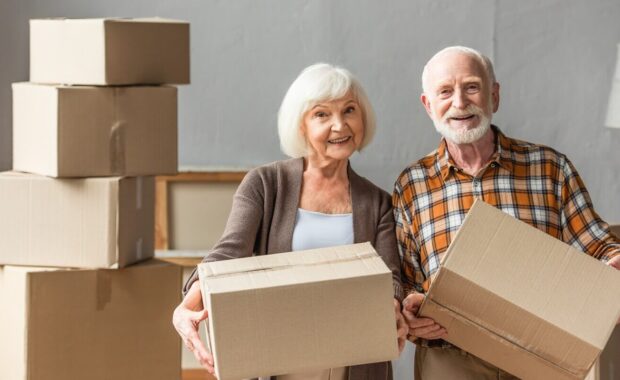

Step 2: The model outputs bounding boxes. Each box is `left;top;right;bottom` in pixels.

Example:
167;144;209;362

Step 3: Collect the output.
173;46;620;380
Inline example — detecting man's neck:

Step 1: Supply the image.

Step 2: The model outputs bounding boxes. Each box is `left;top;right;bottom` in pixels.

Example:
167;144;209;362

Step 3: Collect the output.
446;128;496;176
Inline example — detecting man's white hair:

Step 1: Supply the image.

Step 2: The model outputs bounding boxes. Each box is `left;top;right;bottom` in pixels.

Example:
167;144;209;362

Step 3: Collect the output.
277;63;376;158
421;46;497;93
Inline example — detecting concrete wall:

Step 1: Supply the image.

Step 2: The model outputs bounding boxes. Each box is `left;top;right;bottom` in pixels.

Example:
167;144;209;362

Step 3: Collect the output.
1;0;620;377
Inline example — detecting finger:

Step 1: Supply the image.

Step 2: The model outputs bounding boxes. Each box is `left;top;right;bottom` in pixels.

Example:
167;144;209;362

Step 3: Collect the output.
401;308;416;321
421;328;448;340
190;308;209;323
402;293;424;311
398;337;406;354
398;322;409;338
198;354;215;374
408;317;436;329
413;323;442;337
186;330;211;365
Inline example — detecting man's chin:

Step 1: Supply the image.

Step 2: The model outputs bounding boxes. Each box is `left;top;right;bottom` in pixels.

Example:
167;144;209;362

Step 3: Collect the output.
434;120;491;145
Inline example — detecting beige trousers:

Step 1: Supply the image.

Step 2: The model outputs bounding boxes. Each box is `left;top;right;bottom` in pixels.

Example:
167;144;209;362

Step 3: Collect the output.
415;346;520;380
275;367;347;380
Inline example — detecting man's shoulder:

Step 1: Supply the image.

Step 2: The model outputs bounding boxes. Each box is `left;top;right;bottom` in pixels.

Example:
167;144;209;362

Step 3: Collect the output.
394;149;440;187
503;134;568;164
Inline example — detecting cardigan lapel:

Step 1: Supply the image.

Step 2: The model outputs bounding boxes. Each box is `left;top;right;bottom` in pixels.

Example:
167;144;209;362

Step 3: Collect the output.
278;157;304;252
279;158;369;251
348;163;369;244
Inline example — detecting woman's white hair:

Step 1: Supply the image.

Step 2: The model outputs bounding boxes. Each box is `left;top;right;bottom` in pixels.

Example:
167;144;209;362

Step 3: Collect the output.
421;46;497;93
277;63;376;158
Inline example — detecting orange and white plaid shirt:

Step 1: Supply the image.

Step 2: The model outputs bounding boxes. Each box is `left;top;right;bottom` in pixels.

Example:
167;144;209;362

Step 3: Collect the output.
393;126;620;297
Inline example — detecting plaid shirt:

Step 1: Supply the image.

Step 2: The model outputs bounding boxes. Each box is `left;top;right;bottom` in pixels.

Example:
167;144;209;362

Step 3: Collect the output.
392;126;620;347
393;127;620;342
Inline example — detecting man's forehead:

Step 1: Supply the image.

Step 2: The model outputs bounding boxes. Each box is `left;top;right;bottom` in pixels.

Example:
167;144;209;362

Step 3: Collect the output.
426;52;487;81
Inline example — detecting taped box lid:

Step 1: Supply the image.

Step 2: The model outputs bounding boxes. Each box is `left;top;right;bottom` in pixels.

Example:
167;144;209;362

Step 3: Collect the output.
420;200;620;380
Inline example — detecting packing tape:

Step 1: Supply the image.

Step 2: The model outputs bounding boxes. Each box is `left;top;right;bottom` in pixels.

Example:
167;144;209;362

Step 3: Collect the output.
110;120;126;175
96;270;112;311
200;250;380;279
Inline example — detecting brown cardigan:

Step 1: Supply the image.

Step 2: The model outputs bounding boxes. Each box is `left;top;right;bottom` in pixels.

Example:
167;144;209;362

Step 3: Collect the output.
184;158;403;380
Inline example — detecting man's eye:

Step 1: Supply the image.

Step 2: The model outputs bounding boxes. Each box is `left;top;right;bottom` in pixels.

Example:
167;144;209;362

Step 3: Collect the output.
466;84;480;93
439;89;452;97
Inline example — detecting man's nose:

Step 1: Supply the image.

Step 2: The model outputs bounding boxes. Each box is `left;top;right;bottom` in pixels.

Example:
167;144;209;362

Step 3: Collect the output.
452;89;469;109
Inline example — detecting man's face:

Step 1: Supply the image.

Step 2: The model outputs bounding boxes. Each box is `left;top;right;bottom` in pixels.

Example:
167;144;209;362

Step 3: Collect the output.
421;52;499;144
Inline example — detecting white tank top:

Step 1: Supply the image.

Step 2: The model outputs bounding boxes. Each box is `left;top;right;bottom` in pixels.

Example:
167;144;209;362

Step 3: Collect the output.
291;208;354;251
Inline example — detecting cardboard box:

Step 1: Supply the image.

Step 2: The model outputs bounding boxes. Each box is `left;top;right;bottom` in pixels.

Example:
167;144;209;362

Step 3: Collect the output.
0;260;182;380
600;225;620;380
30;18;190;85
198;242;399;380
0;172;154;268
600;325;620;380
13;82;178;177
419;200;620;380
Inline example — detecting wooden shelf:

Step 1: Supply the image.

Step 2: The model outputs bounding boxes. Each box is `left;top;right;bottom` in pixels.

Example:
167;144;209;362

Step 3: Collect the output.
182;369;217;380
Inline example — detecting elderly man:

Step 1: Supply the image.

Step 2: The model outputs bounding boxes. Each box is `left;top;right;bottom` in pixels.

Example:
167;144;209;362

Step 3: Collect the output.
392;46;620;379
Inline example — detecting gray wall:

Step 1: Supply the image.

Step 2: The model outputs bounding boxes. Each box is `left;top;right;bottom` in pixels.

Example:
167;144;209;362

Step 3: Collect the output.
1;0;619;378
1;0;619;222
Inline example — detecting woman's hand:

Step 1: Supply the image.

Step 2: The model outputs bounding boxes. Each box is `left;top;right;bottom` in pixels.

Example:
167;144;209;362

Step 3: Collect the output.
172;281;216;374
394;298;408;353
401;292;447;341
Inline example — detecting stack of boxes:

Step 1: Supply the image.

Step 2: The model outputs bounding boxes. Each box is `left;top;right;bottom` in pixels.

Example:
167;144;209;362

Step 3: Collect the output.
0;18;190;380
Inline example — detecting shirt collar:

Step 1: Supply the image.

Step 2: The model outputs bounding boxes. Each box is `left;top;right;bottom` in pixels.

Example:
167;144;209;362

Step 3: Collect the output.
438;125;513;181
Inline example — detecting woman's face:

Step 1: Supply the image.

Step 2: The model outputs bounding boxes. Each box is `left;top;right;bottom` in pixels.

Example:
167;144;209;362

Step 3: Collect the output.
301;93;365;163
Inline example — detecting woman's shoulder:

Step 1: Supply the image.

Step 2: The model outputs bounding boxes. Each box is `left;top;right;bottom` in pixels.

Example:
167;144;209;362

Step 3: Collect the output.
238;158;303;195
245;158;302;181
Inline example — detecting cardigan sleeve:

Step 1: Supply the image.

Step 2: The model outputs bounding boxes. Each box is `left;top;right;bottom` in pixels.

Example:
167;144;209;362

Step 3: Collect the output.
182;168;266;296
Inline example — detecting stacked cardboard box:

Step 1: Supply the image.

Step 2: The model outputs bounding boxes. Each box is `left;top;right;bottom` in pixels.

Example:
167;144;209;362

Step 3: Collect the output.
0;18;189;380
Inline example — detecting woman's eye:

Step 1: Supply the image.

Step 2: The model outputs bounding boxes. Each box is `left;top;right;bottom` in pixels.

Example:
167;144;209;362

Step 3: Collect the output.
344;106;356;114
314;111;327;118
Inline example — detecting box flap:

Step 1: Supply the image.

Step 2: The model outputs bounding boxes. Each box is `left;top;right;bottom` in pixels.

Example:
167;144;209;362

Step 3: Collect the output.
198;242;390;292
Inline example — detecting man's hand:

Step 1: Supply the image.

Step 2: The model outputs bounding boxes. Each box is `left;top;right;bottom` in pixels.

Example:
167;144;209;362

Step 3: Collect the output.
394;299;408;353
607;256;620;271
608;256;620;325
401;292;447;340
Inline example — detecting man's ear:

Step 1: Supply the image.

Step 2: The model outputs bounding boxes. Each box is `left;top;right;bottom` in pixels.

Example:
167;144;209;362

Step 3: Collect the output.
421;93;433;118
491;82;500;113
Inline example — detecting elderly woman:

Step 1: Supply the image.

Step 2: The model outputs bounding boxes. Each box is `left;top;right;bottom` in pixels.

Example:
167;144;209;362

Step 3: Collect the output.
172;63;407;380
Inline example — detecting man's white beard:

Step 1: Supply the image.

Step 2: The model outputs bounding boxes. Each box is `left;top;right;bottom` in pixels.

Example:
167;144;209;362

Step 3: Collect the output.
432;104;491;144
